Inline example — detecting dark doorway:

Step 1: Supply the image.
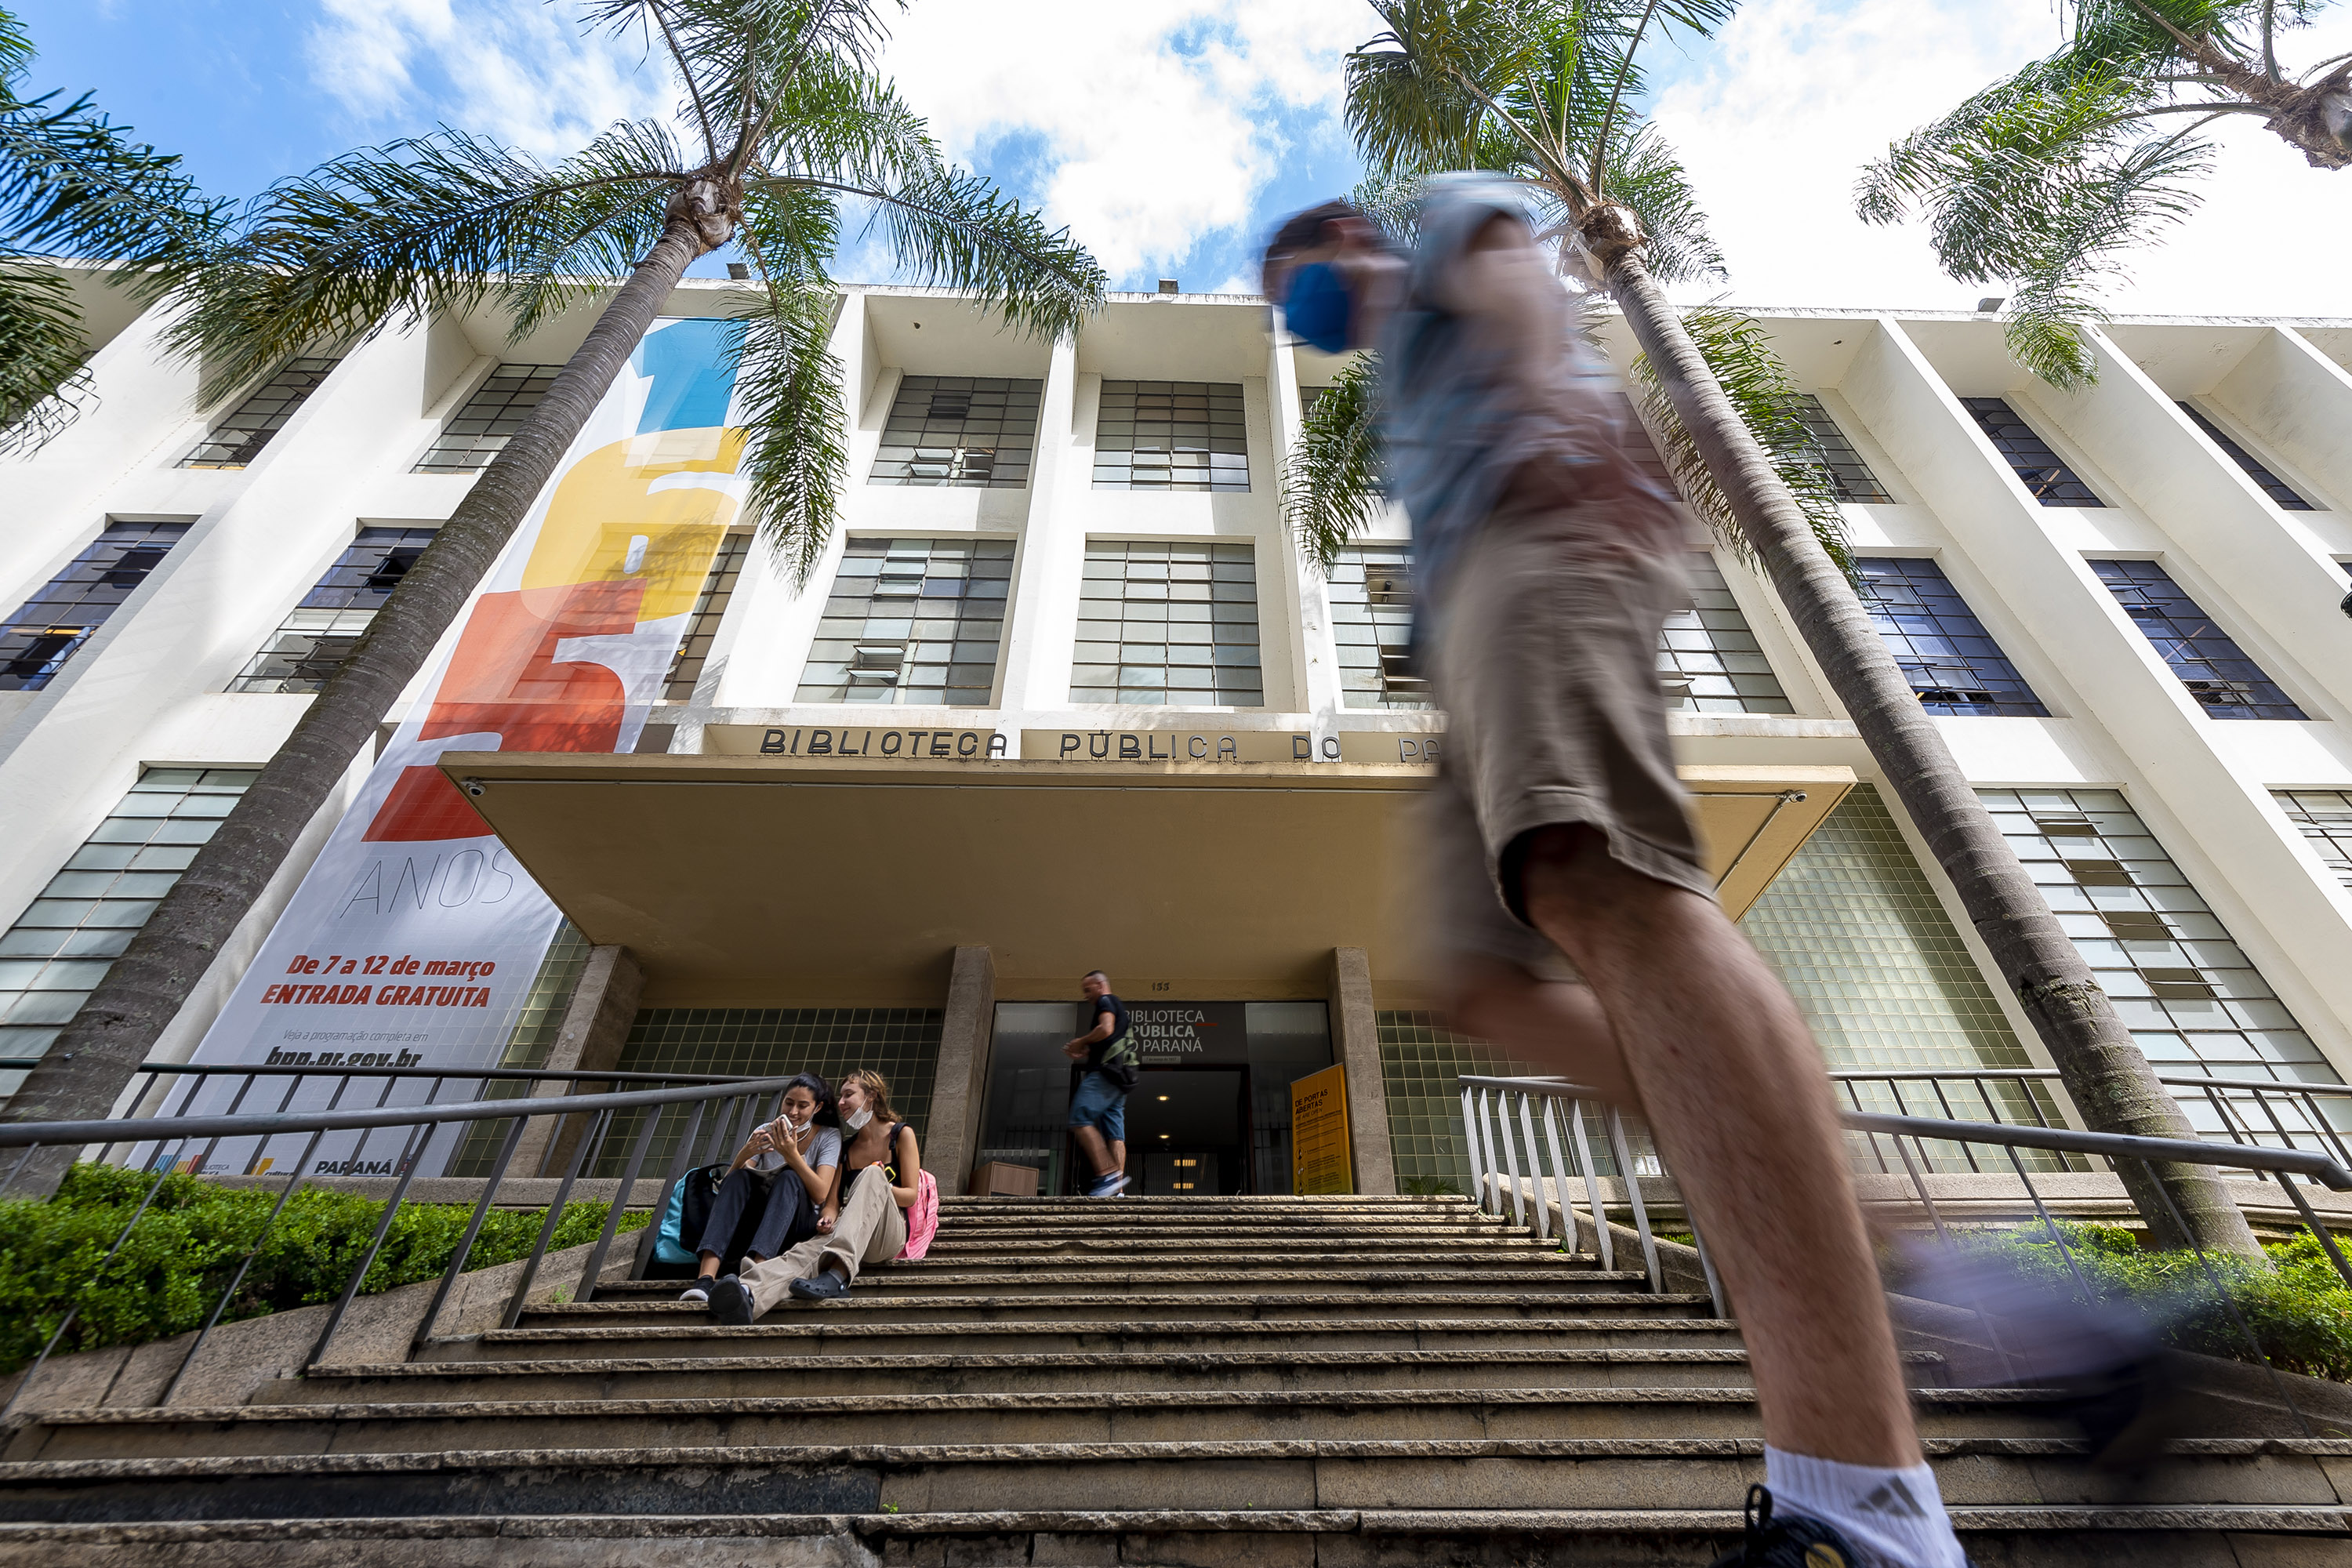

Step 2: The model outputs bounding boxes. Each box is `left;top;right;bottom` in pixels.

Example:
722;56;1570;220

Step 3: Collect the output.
1123;1067;1249;1196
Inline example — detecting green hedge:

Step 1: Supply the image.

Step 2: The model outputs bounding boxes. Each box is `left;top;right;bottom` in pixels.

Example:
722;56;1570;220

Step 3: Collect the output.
0;1163;649;1374
1907;1222;2352;1384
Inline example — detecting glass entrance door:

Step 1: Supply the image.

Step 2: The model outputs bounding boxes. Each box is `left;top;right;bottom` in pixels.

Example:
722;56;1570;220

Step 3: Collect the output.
1123;1067;1248;1195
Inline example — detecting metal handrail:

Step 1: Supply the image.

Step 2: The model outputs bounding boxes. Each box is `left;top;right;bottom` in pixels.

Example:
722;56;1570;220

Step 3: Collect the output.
124;1062;765;1085
0;1071;804;1425
1458;1069;2352;1437
1463;1070;2352;1430
0;1074;802;1151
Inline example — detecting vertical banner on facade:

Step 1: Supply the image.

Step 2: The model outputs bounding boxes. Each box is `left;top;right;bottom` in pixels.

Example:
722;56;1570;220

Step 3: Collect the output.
162;320;745;1178
1289;1063;1352;1195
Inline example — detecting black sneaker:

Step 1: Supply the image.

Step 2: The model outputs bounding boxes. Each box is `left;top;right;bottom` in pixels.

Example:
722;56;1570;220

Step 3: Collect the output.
708;1274;756;1326
1709;1485;1863;1567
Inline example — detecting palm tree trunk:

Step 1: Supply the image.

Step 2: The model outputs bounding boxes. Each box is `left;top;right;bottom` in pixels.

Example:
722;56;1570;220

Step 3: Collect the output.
1602;244;2262;1259
0;219;714;1192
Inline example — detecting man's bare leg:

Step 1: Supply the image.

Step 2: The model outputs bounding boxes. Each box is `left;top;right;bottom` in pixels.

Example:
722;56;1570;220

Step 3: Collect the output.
1073;1124;1116;1178
1519;825;1919;1468
1446;955;1639;1110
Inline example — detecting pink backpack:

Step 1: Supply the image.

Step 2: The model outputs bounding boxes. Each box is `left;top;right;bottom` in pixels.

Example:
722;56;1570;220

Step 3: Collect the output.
897;1168;940;1261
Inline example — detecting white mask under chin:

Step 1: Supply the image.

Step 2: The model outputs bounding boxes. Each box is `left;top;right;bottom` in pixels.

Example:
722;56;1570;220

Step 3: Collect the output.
842;1107;873;1132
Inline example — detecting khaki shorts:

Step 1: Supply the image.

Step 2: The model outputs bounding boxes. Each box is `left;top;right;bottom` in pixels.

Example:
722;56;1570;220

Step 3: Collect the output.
1423;473;1715;978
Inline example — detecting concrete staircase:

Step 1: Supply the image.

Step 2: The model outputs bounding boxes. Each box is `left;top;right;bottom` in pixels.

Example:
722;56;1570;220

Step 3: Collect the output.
0;1193;2344;1564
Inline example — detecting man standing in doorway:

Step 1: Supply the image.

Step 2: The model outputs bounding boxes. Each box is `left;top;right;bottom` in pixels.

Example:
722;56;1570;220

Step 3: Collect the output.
1064;970;1136;1197
1261;183;1969;1568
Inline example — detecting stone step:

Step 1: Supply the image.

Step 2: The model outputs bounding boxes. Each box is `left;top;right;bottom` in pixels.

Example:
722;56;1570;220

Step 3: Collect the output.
619;1269;1657;1299
898;1222;1524;1232
0;1438;2340;1524
936;1197;1480;1212
438;1315;1751;1361
2;1388;2115;1462
514;1291;1717;1328
910;1239;1567;1258
611;1247;1597;1275
276;1345;1953;1403
4;1507;2348;1568
931;1213;1468;1222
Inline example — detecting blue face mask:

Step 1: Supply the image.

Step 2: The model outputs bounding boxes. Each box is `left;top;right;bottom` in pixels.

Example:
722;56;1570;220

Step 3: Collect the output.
1283;262;1353;354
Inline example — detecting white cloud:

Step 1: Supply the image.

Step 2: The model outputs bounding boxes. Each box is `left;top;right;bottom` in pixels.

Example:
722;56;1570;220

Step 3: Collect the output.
877;0;1366;281
306;0;676;160
1652;0;2352;318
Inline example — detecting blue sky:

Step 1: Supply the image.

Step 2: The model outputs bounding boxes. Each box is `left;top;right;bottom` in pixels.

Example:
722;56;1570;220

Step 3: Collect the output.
15;0;2352;314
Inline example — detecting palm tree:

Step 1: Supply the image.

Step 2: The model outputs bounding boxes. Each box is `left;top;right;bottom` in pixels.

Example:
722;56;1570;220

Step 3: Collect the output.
0;5;223;452
1857;0;2351;386
2;0;1105;1176
1304;0;2259;1254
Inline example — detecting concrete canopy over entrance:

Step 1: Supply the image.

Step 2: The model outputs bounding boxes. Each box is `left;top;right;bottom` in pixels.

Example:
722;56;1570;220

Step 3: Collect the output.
442;753;1853;1004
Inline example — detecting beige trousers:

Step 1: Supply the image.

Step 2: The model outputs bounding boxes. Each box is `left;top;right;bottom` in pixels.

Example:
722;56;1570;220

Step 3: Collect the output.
740;1163;908;1313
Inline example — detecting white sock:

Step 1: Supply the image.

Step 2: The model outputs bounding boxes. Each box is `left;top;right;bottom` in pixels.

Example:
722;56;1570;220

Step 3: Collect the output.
1762;1447;1966;1568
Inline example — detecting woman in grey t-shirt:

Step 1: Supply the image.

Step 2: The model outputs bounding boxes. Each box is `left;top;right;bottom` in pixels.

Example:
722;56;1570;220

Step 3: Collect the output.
679;1073;842;1303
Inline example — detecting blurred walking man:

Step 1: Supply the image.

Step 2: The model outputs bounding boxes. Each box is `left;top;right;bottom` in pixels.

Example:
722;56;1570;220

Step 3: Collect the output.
1263;180;1967;1568
1065;971;1137;1197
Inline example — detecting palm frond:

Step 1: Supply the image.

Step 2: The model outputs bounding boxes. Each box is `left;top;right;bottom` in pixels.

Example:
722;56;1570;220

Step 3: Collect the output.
0;34;224;289
786;164;1102;341
750;51;937;193
1857;0;2298;385
1628;306;1849;574
1280;355;1387;572
1347;0;1526;180
724;260;847;585
1598;124;1722;285
0;263;93;454
168;125;684;400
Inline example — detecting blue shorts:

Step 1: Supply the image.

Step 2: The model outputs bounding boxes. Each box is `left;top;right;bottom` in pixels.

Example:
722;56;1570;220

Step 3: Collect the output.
1068;1070;1127;1142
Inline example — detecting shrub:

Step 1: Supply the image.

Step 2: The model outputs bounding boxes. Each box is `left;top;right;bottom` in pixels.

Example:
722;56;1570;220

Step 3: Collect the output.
1906;1221;2352;1385
0;1163;648;1373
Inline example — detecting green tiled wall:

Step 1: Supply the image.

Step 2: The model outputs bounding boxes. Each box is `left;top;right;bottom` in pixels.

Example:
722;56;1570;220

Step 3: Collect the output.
590;1007;943;1178
1376;1011;1550;1196
1377;785;2044;1190
1740;785;2029;1073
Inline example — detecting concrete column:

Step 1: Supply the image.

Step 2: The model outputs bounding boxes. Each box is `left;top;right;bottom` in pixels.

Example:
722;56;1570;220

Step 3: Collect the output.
1328;947;1396;1196
924;946;996;1190
510;945;644;1179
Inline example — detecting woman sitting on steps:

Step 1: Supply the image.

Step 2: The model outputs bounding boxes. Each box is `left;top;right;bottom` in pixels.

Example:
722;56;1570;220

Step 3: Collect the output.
707;1069;920;1323
678;1072;840;1305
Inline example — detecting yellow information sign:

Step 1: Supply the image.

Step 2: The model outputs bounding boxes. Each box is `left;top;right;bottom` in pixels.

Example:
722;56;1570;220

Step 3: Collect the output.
1290;1063;1353;1195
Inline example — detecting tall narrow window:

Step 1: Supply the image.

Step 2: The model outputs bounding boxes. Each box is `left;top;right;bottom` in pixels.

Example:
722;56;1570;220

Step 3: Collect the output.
2275;790;2352;891
797;537;1011;706
1960;397;2102;505
1855;557;2047;716
414;365;563;473
1074;540;1261;706
1094;382;1249;492
1794;395;1893;503
180;358;341;469
227;526;437;694
0;768;256;1102
0;520;191;691
1661;555;1794;713
662;532;751;702
2177;403;2314;510
870;376;1042;488
2090;559;2306;719
1327;545;1425;710
1981;789;2343;1138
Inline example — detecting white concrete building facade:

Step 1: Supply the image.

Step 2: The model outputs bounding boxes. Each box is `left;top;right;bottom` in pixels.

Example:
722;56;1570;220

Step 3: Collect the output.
2;273;2348;1196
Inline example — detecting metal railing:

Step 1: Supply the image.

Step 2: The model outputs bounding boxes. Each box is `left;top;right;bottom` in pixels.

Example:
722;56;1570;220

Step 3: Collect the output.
0;1070;796;1423
107;1061;766;1180
1461;1072;2352;1434
1825;1067;2352;1171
